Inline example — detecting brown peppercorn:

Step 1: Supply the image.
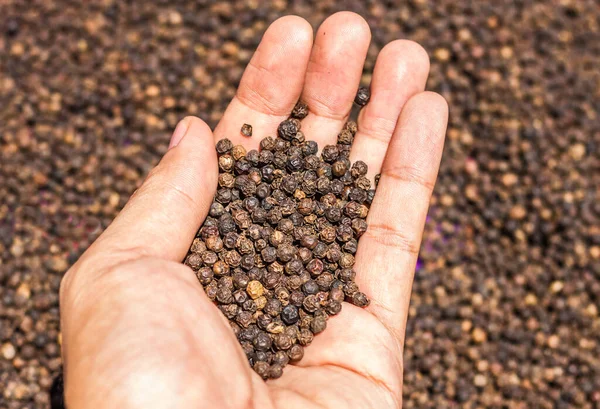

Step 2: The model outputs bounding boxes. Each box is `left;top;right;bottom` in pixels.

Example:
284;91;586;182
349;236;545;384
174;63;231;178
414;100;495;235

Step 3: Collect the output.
338;253;355;269
241;123;252;137
185;253;202;270
196;267;214;286
277;119;298;141
329;287;345;303
268;364;284;379
216;139;233;155
338;129;354;145
254;296;267;310
321;145;339;163
257;313;272;330
325;300;342;316
218;154;234;172
276;243;297;262
232;145;247;161
233;289;249;305
332;159;350;177
272;351;290;367
246;280;264;299
253;361;270;379
213;260;230;276
298;328;314;346
350;161;368;178
202;251;218;265
306;258;324;276
206;235;224;252
266;321;285;334
264;298;283;317
302;294;320;313
253;332;272;351
288;344;304;362
223;250;242;267
310;315;327;334
275;286;290;305
274;334;293;350
218;173;235;188
216;287;234;304
350;292;370;307
291;101;309;119
236;311;254;328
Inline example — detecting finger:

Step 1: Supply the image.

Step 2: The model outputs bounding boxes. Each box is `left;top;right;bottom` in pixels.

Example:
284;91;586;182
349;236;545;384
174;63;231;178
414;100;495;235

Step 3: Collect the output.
354;92;448;341
350;40;430;179
87;116;218;264
213;16;313;149
299;12;371;147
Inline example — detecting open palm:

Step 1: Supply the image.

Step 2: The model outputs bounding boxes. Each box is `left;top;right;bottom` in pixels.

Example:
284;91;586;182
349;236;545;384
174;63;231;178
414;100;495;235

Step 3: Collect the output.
60;12;448;409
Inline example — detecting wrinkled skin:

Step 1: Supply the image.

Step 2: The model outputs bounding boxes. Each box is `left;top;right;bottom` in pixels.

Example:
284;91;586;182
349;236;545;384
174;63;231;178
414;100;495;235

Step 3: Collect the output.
60;12;448;409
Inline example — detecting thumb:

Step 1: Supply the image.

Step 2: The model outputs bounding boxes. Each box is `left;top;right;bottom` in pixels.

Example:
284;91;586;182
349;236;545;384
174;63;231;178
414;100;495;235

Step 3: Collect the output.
90;116;218;263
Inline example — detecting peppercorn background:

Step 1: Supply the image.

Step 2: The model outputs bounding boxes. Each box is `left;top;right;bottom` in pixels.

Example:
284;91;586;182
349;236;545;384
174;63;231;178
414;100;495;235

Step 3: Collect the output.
1;1;599;408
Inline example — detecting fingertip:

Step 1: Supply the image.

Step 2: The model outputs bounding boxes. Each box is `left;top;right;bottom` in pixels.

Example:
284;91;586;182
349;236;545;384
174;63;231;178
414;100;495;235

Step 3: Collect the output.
269;15;314;48
182;115;214;140
387;91;448;173
379;39;430;77
324;11;371;42
404;91;449;128
171;115;218;182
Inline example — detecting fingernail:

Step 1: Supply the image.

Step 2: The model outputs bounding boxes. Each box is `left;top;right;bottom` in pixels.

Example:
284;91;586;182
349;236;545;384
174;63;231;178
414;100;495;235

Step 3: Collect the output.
169;118;191;149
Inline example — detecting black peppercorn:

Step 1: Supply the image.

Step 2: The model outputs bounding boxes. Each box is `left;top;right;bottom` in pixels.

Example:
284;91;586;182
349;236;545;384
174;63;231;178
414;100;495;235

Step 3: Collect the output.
281;304;299;325
354;87;370;106
277;120;298;141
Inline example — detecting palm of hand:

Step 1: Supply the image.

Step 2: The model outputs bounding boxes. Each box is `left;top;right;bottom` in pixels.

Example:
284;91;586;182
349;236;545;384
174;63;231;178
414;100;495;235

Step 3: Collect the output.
60;12;447;409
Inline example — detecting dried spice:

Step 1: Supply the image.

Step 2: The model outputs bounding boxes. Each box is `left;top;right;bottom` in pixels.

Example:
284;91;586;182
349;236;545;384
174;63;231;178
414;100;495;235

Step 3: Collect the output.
185;111;372;379
241;123;253;137
2;2;596;408
354;87;370;106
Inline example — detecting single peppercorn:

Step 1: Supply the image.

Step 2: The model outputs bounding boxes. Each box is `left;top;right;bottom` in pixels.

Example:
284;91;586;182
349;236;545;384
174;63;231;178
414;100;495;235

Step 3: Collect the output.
281;304;299;325
291;101;309;119
216;138;233;154
277;119;298;141
288;344;304;362
354;87;370;106
241;123;253;137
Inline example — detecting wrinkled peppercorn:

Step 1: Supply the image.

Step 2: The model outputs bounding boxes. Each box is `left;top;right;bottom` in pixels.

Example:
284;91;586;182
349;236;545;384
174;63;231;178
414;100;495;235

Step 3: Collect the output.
241;123;253;137
354;87;370;106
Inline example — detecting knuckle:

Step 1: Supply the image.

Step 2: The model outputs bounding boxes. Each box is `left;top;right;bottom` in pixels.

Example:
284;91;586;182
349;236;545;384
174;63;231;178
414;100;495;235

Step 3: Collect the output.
139;162;201;211
304;90;350;121
236;85;285;117
364;223;420;255
382;164;435;192
358;115;397;144
397;40;430;69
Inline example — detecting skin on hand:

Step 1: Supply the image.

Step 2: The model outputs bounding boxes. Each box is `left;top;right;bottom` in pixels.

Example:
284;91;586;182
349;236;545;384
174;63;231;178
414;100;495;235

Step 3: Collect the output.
60;12;448;409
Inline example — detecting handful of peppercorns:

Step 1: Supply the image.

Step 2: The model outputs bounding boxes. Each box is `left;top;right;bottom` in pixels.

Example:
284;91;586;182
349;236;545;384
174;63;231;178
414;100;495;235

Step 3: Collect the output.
184;89;374;380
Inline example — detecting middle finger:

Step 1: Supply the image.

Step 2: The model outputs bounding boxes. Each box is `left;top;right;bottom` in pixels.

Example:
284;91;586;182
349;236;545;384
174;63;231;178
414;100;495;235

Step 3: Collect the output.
299;12;371;147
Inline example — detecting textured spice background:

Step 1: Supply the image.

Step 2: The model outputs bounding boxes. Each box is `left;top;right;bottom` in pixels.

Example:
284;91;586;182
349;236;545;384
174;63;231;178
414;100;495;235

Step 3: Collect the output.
1;1;599;408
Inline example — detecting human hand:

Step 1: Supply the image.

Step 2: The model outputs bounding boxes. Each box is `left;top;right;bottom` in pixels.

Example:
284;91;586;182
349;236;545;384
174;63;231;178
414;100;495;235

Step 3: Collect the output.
60;12;448;409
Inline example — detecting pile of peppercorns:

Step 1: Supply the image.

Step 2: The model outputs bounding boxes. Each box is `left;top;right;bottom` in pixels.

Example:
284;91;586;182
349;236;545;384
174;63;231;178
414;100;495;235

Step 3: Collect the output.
184;99;373;379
